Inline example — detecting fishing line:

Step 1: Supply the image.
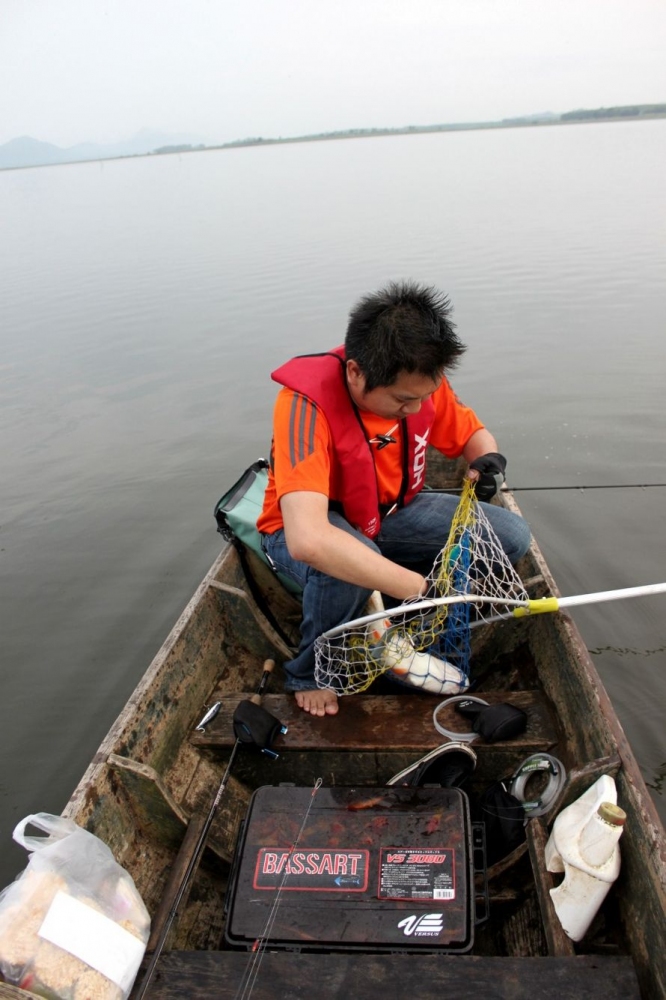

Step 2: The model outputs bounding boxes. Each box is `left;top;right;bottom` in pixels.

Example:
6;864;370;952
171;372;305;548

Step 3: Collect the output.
235;777;323;1000
435;483;666;494
509;754;566;817
504;483;666;492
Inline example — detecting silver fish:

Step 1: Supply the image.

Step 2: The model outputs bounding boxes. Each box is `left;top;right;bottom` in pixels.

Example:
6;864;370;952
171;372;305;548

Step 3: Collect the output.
195;701;221;732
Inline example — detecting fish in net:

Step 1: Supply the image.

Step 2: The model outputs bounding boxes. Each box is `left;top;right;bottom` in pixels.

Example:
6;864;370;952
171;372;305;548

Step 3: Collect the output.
314;479;529;695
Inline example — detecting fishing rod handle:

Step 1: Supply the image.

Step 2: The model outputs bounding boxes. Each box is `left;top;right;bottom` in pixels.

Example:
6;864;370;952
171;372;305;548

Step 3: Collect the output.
251;658;276;704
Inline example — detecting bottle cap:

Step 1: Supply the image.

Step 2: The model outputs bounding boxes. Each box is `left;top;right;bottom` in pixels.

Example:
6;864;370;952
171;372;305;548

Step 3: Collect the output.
598;802;626;826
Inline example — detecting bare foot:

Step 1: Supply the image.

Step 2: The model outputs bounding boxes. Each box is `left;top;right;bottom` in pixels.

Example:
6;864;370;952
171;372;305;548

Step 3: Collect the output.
294;688;339;716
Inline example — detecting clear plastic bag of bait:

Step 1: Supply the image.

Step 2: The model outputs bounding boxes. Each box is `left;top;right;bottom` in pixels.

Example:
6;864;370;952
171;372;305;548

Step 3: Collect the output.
0;813;150;1000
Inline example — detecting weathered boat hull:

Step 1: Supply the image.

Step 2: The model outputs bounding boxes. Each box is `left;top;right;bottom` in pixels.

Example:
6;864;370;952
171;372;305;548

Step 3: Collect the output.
45;464;666;999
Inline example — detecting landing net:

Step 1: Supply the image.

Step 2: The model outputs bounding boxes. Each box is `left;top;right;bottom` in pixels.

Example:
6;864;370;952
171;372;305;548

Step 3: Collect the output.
314;479;528;695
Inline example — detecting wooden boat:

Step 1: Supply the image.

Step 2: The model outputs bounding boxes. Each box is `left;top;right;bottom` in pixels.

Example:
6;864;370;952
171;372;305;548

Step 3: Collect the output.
8;456;664;1000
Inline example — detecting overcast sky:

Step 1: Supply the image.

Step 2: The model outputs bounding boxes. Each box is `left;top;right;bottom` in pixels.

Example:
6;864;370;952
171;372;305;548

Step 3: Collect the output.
1;0;665;148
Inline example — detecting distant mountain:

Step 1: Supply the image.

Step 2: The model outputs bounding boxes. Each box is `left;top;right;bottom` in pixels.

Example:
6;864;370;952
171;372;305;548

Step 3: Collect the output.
0;129;207;170
0;136;68;169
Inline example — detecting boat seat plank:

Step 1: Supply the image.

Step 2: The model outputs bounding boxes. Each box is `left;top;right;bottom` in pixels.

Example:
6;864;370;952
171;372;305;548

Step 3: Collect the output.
107;754;242;862
207;579;295;658
190;690;557;753
108;754;189;843
140;952;639;999
525;816;576;957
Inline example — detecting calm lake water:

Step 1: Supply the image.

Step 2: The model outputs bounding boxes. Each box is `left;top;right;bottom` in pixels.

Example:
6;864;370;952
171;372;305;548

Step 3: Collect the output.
1;120;665;887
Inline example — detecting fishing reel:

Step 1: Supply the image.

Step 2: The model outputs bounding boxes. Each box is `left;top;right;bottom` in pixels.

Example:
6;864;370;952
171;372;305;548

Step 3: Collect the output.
233;699;288;760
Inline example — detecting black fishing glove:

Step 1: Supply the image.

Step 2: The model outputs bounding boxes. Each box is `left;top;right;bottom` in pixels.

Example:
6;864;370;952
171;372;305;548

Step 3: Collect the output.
469;452;507;501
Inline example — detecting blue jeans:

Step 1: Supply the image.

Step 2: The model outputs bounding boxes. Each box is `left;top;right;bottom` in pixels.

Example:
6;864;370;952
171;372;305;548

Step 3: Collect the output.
262;492;531;691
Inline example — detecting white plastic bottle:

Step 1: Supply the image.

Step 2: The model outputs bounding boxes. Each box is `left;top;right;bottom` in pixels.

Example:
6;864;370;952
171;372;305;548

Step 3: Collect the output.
544;774;626;941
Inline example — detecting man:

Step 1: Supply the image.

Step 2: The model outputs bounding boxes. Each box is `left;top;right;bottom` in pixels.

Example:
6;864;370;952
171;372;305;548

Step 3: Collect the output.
258;281;531;716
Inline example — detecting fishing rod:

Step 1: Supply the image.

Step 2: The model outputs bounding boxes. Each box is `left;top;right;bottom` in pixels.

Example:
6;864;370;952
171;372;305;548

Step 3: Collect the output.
134;659;285;1000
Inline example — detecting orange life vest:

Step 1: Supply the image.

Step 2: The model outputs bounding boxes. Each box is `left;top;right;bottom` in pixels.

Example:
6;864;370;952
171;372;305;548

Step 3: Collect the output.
271;346;435;538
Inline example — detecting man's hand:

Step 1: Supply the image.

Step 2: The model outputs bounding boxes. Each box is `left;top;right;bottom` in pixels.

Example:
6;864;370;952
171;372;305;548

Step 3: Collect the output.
468;452;507;501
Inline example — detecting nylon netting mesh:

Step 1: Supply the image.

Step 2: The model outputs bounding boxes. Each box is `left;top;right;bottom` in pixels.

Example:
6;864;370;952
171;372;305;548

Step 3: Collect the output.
314;479;528;695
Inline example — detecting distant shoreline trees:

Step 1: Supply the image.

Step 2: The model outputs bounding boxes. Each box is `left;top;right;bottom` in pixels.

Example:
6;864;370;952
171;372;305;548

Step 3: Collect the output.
561;104;666;122
216;103;666;152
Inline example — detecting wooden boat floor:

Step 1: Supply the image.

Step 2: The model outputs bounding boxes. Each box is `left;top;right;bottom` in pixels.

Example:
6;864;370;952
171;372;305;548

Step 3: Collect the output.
141;951;640;999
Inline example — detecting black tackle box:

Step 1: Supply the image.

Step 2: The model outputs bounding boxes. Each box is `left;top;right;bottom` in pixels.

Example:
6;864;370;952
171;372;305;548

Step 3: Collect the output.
226;784;481;953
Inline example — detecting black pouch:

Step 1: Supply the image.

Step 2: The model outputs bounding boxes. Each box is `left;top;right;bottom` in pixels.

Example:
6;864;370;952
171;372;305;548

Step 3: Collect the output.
474;780;527;866
456;699;527;743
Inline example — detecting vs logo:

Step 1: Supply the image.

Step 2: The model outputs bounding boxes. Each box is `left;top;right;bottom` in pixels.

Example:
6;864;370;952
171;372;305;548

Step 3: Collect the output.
397;913;444;937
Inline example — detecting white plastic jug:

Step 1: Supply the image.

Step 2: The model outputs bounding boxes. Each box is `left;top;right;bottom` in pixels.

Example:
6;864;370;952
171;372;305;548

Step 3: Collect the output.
544;774;626;941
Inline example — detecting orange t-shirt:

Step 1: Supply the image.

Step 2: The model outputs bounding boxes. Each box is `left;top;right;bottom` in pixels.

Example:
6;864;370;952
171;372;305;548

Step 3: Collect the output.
257;378;483;534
